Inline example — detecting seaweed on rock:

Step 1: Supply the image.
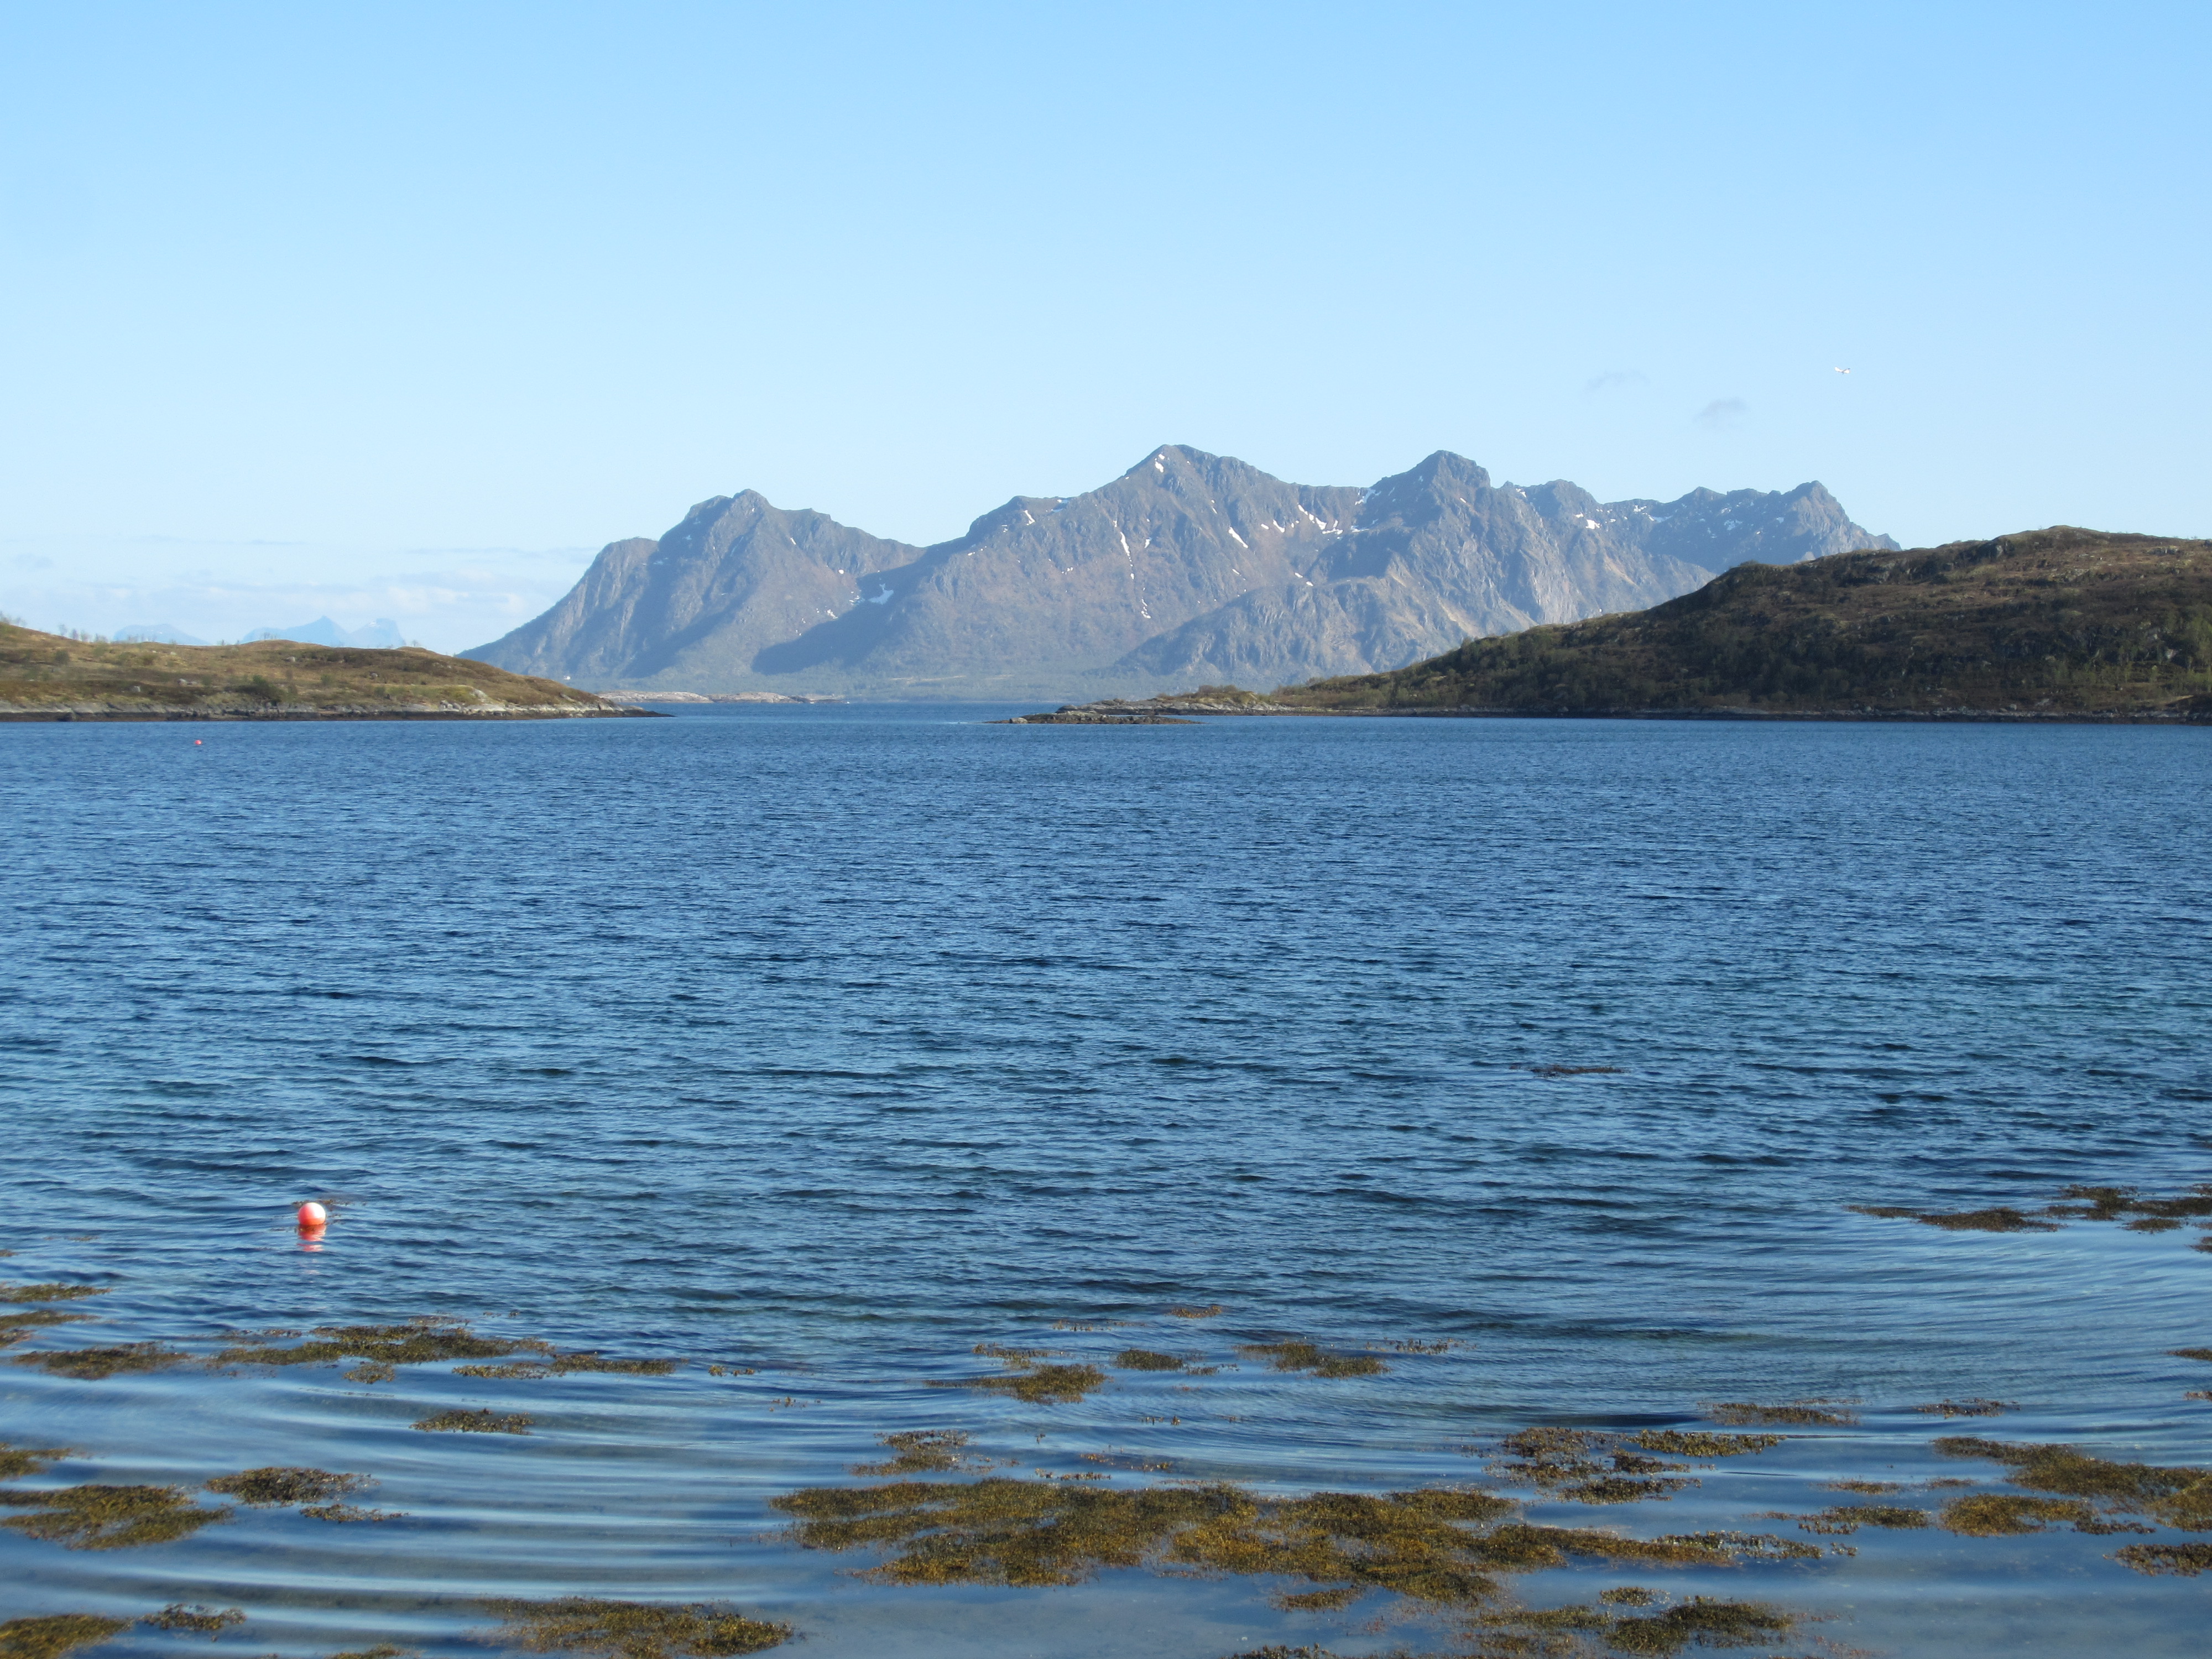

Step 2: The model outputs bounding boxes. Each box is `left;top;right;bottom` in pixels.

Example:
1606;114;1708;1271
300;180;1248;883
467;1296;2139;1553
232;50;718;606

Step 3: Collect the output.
1464;1594;1795;1657
1912;1399;2012;1419
414;1409;532;1434
932;1360;1107;1404
0;1616;133;1659
2114;1542;2212;1575
1486;1430;1695;1505
1237;1341;1387;1379
0;1311;97;1349
1112;1349;1188;1371
204;1467;371;1506
770;1476;1808;1608
453;1353;679;1379
0;1442;69;1480
1625;1432;1781;1458
1932;1436;2212;1531
851;1431;992;1477
1701;1402;1858;1428
0;1284;108;1304
482;1598;790;1658
142;1605;245;1636
11;1344;191;1379
216;1317;539;1371
0;1484;231;1549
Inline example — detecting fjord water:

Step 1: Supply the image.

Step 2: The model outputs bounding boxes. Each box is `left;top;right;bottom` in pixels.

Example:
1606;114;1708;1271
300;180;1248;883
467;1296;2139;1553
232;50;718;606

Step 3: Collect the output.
3;709;2209;1656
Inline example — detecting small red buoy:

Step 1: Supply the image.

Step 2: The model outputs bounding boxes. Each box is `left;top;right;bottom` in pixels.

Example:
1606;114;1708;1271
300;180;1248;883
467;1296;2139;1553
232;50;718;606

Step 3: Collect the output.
298;1201;328;1228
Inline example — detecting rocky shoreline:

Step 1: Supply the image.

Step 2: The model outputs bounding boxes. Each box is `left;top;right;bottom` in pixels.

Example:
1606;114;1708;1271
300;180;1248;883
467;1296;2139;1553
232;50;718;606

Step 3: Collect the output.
996;705;1200;725
1008;694;2212;725
0;700;660;722
596;690;844;706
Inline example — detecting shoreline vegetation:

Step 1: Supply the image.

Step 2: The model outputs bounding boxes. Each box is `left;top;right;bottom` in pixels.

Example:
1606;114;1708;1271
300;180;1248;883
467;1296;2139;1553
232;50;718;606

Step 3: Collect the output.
0;622;652;722
1001;528;2212;726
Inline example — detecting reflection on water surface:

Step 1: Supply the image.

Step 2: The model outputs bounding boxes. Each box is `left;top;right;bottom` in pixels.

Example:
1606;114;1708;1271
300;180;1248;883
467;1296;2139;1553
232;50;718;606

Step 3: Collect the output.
3;709;2209;1655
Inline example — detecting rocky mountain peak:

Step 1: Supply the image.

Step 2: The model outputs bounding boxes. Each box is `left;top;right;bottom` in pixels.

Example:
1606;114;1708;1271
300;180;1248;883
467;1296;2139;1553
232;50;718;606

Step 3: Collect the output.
468;449;1895;698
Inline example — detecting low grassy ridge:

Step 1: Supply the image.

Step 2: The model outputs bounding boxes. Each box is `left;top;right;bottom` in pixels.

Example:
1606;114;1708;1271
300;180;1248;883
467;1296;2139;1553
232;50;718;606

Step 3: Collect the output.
1259;528;2212;719
0;623;646;721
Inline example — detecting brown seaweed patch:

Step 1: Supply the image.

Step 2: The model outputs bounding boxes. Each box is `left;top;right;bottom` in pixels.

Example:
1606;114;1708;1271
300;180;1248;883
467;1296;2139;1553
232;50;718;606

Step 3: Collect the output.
1167;1305;1224;1319
413;1408;531;1434
0;1616;133;1659
327;1646;413;1659
2172;1347;2212;1363
1626;1431;1782;1458
215;1317;537;1371
455;1353;680;1379
2115;1542;2212;1575
770;1475;1803;1608
2050;1182;2212;1224
301;1502;403;1522
0;1484;231;1548
0;1284;108;1304
1703;1401;1857;1428
1911;1399;2012;1419
143;1605;245;1636
1931;1437;2212;1530
205;1467;371;1506
1855;1204;2060;1233
1825;1481;1904;1494
482;1597;790;1658
346;1361;397;1384
852;1432;989;1477
1237;1341;1386;1379
1470;1595;1793;1657
0;1442;70;1481
1113;1349;1187;1371
1488;1430;1694;1505
0;1311;97;1349
1938;1494;2098;1536
11;1343;191;1380
1789;1504;1928;1535
933;1363;1106;1404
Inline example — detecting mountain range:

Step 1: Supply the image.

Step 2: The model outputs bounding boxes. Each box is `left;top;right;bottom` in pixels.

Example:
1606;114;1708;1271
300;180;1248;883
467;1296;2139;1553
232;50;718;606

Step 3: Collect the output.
465;446;1896;698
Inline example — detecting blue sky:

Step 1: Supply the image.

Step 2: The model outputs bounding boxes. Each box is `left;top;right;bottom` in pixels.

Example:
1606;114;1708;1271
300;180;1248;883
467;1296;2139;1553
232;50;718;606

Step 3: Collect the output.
2;1;2204;649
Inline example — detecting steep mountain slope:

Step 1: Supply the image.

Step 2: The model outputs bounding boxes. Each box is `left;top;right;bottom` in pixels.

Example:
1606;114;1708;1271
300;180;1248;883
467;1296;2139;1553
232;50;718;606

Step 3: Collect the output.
467;446;1893;696
1114;453;1884;687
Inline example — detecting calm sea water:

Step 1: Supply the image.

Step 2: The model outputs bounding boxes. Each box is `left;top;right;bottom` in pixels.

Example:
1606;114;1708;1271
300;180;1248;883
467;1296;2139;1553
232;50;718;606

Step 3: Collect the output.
3;709;2209;1656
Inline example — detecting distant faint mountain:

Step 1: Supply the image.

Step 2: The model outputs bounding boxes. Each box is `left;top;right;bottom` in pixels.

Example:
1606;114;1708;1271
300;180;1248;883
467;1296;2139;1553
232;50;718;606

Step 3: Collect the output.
466;446;1895;697
247;616;406;649
116;622;209;646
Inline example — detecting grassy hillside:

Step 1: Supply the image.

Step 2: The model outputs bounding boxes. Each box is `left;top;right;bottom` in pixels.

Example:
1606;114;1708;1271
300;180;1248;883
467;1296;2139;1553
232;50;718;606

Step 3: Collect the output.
1264;527;2212;720
0;623;648;720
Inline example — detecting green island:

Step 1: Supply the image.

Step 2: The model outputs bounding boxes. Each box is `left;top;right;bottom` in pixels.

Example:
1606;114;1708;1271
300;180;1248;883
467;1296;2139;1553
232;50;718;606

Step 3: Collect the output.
1009;528;2212;723
0;622;651;721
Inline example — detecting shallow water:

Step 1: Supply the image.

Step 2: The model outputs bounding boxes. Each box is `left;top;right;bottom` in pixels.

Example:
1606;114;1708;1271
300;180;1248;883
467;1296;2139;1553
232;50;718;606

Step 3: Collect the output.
3;709;2209;1656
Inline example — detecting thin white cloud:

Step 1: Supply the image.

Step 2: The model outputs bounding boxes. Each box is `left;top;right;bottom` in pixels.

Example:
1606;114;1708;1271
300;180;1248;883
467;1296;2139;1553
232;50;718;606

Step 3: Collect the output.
1694;398;1749;429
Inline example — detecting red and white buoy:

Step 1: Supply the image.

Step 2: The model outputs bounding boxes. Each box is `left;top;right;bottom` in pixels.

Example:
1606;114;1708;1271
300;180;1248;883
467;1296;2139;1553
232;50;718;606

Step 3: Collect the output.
298;1201;328;1228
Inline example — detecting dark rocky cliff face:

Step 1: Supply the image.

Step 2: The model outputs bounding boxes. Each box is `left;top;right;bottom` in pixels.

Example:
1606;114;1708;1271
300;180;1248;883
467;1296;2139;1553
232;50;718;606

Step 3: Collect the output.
466;446;1895;696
